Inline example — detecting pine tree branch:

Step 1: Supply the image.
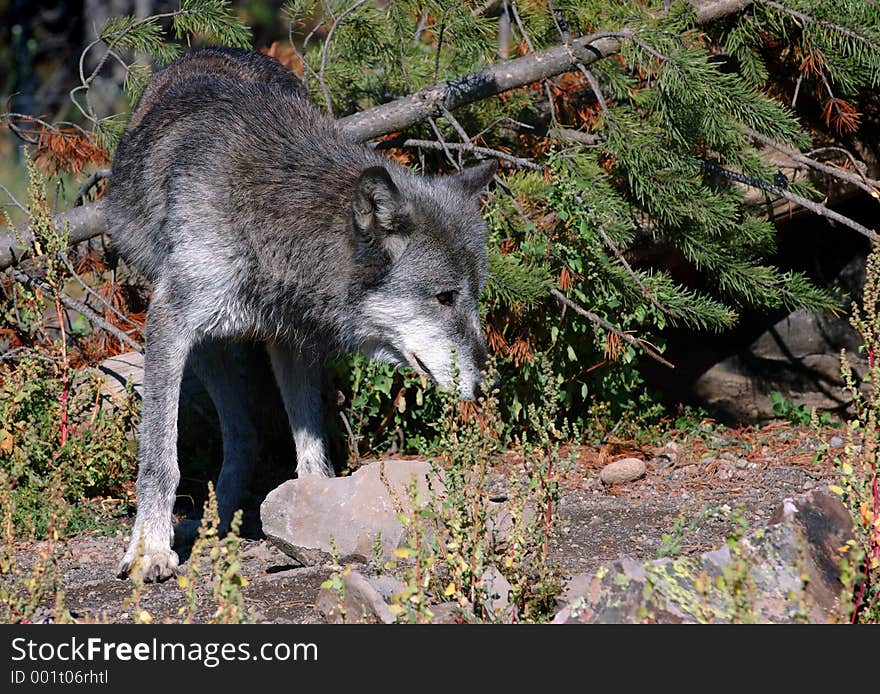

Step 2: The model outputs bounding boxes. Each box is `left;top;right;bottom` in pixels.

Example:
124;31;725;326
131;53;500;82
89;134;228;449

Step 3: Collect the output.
550;287;675;368
338;0;758;142
0;0;852;273
745;128;880;199
336;32;623;142
757;0;880;54
594;225;674;317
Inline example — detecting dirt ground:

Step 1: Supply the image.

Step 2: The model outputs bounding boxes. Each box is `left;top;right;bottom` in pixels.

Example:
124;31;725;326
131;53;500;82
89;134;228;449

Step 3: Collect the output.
13;422;840;623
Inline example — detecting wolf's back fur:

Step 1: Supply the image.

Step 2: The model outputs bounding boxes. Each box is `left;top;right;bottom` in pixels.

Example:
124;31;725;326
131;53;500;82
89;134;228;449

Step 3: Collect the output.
108;48;494;582
126;47;306;130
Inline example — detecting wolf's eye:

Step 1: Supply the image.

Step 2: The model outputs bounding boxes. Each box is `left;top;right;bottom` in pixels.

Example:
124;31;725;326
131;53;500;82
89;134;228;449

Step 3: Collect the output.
436;291;457;306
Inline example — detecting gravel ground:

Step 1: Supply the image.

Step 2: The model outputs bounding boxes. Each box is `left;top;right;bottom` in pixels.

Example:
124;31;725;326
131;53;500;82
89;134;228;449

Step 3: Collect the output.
11;423;840;623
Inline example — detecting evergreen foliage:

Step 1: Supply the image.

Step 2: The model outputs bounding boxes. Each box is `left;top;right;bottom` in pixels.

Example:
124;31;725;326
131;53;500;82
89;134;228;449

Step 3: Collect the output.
38;0;880;442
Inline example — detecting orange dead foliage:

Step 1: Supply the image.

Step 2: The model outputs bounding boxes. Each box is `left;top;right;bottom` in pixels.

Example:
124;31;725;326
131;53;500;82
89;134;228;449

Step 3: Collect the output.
499;237;518;254
823;98;862;135
798;50;828;79
260;41;304;77
34;128;109;176
486;321;510;355
557;265;573;292
507;337;533;366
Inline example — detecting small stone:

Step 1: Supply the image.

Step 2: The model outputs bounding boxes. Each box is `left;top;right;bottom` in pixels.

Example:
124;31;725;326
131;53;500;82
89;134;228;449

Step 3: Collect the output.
829;436;844;449
654;441;683;466
429;603;463;624
735;459;749;470
315;570;396;624
599;458;646;485
480;566;512;621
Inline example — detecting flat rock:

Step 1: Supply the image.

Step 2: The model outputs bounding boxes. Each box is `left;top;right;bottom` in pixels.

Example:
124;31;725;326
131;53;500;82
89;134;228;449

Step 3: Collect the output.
97;351;145;398
261;459;437;565
96;350;207;406
599;458;646;485
553;490;852;623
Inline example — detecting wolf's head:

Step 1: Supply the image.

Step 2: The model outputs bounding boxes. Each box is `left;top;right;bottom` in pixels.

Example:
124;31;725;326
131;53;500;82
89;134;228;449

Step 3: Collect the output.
350;160;496;400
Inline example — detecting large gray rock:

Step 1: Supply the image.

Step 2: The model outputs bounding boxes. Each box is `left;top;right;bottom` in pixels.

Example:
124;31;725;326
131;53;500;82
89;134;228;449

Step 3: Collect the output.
261;459;437;565
553;490;853;623
692;308;868;422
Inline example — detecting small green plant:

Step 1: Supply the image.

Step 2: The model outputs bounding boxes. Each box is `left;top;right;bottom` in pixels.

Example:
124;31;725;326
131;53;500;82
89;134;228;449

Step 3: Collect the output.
177;483;249;624
657;505;721;559
0;472;71;624
770;391;833;427
385;354;567;623
500;356;572;620
0;162;139;538
387;476;441;624
318;541;351;623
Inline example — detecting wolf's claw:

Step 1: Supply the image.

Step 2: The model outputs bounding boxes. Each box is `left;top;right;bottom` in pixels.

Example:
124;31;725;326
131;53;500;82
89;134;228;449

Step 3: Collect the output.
117;547;179;583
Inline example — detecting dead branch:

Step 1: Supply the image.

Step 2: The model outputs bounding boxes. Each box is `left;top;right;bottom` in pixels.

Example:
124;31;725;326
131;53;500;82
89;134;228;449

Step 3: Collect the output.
74;168;112;206
13;268;143;353
0;201;107;271
550;287;675;368
393;139;543;171
745;129;879;199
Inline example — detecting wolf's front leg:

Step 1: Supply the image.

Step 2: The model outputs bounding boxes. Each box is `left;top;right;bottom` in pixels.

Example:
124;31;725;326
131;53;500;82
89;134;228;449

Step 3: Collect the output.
118;294;193;582
267;342;333;477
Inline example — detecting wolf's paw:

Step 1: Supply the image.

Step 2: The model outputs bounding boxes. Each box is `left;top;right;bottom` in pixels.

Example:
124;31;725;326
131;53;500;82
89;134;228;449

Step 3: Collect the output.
117;545;179;583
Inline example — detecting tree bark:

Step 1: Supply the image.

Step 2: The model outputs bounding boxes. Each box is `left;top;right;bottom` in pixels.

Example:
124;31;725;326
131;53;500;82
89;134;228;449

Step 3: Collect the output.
0;201;107;270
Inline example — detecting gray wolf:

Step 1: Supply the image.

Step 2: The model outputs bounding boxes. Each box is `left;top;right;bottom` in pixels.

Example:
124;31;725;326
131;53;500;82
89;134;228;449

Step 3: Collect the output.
107;47;495;582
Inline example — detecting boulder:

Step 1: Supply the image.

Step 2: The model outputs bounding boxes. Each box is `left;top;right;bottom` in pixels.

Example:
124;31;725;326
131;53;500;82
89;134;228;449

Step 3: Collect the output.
553;490;853;623
691;308;868;422
261;459;438;565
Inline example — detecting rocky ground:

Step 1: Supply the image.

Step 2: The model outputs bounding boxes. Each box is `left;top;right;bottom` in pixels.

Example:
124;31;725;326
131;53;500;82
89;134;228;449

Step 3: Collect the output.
11;421;847;624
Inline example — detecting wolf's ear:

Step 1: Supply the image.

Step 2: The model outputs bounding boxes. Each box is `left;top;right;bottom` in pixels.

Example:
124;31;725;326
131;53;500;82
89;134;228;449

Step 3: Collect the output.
448;159;498;196
353;166;401;237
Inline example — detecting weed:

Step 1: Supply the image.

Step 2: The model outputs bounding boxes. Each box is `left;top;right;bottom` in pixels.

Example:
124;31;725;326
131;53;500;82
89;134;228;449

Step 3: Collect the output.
177;483;249;624
836;246;880;623
0;472;71;623
385;354;567;623
657;505;721;559
770;391;833;427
